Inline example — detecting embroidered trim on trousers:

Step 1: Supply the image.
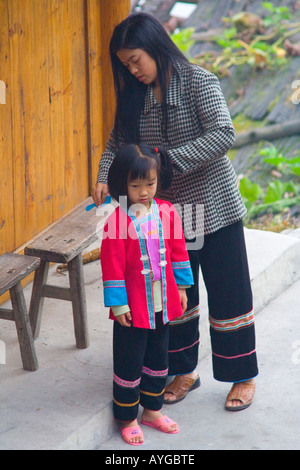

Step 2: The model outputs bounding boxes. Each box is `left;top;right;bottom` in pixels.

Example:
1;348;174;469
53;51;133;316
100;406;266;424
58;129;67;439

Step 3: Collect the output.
168;220;259;382
113;311;169;421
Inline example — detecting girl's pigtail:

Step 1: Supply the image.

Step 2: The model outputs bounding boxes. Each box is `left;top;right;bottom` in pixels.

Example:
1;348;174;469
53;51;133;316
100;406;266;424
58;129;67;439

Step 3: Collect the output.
155;146;173;190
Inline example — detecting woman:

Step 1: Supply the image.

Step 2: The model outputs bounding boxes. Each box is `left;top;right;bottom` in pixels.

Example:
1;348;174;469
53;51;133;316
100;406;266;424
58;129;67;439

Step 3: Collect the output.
93;12;258;411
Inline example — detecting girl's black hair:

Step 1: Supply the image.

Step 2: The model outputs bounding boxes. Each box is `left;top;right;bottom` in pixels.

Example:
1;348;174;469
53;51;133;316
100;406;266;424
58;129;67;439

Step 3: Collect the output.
109;12;189;144
108;143;173;202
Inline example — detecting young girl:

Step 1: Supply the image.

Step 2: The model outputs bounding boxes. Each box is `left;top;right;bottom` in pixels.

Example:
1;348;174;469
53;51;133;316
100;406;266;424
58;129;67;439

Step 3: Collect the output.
100;143;194;446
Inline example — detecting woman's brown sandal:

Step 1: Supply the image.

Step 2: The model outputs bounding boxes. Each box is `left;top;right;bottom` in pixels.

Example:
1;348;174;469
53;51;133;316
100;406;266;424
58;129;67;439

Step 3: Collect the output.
225;382;256;411
163;375;200;404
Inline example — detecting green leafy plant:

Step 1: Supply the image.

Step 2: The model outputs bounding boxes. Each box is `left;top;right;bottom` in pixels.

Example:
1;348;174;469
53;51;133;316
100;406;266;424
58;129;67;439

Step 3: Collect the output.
240;176;300;222
262;2;291;29
170;27;195;59
239;177;263;204
261;145;300;176
239;144;300;224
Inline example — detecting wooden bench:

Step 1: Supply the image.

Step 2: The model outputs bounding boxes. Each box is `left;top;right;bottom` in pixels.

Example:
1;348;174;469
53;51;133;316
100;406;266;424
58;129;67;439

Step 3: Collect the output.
0;252;40;371
24;197;104;349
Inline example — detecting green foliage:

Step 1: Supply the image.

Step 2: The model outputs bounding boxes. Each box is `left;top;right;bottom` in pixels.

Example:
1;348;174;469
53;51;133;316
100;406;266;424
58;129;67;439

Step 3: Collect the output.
261;146;300;177
239;177;263;203
262;2;291;28
170;27;195;59
239;145;300;224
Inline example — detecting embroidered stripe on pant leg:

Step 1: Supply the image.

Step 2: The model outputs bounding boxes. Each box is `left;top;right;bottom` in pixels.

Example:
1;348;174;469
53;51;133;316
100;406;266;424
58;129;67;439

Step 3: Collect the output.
209;309;255;332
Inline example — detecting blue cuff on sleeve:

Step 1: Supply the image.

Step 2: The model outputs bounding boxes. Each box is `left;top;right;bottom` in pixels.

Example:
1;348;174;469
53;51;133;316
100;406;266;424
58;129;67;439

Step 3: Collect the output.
171;261;194;286
103;280;128;306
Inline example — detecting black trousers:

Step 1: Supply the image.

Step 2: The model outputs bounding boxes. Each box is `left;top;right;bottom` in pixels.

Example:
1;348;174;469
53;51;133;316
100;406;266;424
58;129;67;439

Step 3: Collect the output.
168;220;259;382
113;312;169;421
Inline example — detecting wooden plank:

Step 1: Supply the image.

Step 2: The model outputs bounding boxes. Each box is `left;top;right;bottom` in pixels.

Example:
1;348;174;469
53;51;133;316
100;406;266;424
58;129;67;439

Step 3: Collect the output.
41;284;72;301
0;308;14;321
70;0;89;206
48;0;75;219
24;197;101;262
29;0;53;233
99;0;131;148
0;252;40;296
68;254;89;348
10;281;39;371
8;0;51;247
0;0;15;254
86;0;103;192
6;0;91;252
28;259;49;339
8;0;35;247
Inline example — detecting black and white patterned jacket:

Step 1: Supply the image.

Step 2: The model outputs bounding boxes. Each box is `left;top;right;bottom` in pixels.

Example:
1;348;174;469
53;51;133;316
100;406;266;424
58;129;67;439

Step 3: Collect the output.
97;61;246;238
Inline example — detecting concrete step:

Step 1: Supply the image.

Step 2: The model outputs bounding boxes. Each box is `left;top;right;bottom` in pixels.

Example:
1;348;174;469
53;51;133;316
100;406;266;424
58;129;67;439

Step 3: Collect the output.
0;228;299;450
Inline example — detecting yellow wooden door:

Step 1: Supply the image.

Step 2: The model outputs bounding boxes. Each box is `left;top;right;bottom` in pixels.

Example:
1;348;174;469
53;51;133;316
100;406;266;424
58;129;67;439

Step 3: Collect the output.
0;0;130;256
0;0;15;253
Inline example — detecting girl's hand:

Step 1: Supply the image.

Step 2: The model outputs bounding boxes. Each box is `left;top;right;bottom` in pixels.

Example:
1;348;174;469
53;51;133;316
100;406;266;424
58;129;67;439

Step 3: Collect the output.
92;182;109;207
178;289;187;313
116;311;132;327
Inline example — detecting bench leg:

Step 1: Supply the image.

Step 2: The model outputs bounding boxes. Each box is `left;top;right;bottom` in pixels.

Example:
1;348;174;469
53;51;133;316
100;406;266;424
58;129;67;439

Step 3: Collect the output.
28;260;49;339
68;254;89;349
10;282;39;371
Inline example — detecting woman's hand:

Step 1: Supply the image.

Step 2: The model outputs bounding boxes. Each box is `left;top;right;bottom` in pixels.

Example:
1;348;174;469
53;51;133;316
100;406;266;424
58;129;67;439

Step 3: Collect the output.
92;182;109;207
178;288;187;313
116;311;132;327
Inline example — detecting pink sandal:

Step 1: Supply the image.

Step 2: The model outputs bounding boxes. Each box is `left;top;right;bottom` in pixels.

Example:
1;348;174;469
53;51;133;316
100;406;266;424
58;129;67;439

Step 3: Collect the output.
121;425;144;446
141;415;180;434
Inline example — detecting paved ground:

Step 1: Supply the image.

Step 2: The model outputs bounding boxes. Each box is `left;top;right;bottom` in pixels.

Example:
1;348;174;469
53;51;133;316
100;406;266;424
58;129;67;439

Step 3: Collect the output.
0;228;299;450
99;278;300;451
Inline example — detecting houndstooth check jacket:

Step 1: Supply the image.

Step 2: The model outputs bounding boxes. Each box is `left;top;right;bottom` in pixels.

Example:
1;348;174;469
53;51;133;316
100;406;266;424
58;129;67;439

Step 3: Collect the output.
97;61;246;238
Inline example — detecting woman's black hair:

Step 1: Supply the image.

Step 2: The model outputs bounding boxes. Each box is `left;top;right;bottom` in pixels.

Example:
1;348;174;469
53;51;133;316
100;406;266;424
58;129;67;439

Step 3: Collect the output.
109;12;189;143
107;143;173;202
